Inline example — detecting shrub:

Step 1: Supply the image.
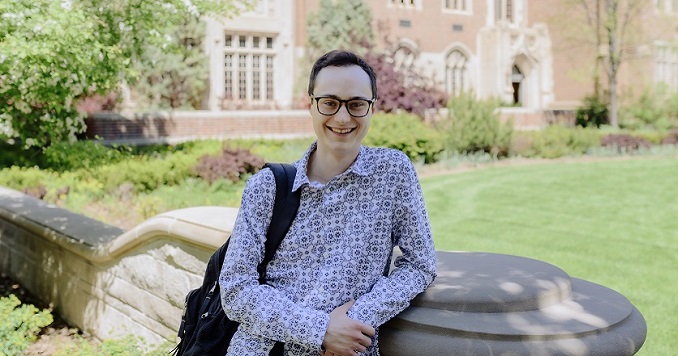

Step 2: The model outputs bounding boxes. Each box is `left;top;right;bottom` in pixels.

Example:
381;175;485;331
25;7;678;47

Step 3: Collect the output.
437;93;513;156
0;166;57;192
194;148;265;184
0;295;54;355
96;153;198;193
661;129;678;145
601;133;652;152
54;334;174;356
516;125;601;158
364;113;444;163
0;140;41;169
42;141;131;172
620;84;678;130
576;95;608;128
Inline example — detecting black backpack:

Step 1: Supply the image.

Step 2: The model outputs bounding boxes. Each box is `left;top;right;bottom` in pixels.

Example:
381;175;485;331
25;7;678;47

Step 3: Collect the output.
172;163;300;356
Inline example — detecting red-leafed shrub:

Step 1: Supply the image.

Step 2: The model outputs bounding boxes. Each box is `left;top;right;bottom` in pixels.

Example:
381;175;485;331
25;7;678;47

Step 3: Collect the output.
661;129;678;145
194;148;265;184
601;134;651;151
364;51;448;119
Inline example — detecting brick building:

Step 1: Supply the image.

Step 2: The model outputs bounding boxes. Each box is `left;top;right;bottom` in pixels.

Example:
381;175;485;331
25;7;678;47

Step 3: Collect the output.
204;0;678;112
94;1;677;143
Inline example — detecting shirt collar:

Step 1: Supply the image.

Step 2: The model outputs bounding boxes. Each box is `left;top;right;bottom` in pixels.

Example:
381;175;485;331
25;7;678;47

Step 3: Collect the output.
292;142;370;191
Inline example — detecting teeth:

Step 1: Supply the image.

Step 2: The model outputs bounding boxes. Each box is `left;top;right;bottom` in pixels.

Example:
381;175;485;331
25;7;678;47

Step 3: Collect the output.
330;127;353;134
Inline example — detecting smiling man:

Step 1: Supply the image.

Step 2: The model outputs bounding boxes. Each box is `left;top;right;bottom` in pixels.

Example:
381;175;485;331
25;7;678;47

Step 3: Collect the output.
219;50;437;356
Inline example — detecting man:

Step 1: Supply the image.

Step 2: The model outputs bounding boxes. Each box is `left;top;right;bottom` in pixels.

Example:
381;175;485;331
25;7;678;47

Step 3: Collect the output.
219;50;436;355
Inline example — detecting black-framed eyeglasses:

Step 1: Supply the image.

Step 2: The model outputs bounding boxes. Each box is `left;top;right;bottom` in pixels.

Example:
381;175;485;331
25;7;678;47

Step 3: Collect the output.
311;96;375;117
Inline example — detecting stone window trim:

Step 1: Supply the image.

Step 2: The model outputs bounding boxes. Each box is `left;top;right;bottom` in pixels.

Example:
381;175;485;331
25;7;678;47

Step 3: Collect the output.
223;33;277;104
655;41;678;90
445;48;469;96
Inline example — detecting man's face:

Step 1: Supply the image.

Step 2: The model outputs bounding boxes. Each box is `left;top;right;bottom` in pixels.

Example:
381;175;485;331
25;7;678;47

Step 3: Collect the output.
309;65;374;158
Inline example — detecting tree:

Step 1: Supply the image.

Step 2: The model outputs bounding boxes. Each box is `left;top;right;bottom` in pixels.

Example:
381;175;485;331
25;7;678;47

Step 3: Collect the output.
130;17;209;110
0;0;123;148
0;0;250;148
306;0;375;60
560;0;648;127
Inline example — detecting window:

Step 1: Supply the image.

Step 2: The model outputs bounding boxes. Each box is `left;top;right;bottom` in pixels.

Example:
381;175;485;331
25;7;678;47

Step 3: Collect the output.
446;50;468;96
656;0;678;13
253;0;275;16
656;43;678;90
444;0;468;11
224;54;233;99
495;0;513;22
224;33;276;102
389;0;420;9
393;45;416;71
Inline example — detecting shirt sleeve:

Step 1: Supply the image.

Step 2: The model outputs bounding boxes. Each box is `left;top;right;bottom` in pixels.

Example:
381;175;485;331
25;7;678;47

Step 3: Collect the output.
219;169;329;351
347;153;437;327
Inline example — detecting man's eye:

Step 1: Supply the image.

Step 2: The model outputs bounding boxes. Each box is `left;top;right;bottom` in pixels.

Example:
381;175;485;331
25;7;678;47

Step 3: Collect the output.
320;100;338;107
349;101;366;109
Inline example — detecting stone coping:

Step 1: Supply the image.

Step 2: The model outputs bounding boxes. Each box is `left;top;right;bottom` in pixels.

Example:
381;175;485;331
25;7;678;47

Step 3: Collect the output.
0;186;237;262
91;110;311;120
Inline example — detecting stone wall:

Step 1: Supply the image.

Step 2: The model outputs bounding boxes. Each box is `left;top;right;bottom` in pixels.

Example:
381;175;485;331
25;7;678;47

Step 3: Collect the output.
0;186;237;346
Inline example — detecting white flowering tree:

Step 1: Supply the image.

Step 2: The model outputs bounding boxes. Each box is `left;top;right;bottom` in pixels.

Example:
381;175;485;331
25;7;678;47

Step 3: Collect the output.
0;0;250;148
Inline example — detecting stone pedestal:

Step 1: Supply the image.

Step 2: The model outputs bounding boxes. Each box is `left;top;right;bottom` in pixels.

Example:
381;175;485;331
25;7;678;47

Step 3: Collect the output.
380;251;646;355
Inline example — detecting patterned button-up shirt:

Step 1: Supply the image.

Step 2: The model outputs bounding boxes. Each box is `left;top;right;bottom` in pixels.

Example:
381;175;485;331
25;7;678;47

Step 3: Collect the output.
219;142;437;355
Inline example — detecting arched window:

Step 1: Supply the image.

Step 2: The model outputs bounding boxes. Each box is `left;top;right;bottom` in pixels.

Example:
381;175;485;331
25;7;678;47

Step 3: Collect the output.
511;65;524;105
393;45;416;71
446;50;468;96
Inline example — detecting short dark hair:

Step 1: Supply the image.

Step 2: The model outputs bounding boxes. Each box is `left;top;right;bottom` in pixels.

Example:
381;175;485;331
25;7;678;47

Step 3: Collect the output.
307;50;377;99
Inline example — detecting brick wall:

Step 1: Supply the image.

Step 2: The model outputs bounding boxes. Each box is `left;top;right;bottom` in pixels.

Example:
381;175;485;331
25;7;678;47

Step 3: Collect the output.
85;109;575;145
85;110;315;145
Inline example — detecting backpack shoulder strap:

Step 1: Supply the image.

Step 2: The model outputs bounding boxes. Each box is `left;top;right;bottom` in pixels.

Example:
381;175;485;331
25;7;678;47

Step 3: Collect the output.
258;162;300;282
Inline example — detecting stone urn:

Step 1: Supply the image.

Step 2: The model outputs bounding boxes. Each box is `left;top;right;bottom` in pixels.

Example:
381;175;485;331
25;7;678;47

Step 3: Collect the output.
380;251;647;355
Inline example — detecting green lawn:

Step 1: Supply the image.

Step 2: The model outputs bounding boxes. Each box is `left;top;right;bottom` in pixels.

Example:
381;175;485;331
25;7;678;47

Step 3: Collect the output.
421;157;678;355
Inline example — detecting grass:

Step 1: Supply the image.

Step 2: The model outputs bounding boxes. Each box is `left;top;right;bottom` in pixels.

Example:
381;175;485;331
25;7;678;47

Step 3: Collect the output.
421;156;678;355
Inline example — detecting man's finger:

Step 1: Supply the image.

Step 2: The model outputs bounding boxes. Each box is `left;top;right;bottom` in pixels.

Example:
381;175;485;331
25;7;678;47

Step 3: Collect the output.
358;323;375;337
333;299;355;314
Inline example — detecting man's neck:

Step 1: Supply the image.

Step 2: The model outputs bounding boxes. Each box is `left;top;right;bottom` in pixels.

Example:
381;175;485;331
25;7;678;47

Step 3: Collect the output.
307;146;359;184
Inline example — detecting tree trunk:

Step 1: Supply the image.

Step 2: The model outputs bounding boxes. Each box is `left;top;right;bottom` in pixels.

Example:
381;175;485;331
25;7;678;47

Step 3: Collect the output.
605;0;620;128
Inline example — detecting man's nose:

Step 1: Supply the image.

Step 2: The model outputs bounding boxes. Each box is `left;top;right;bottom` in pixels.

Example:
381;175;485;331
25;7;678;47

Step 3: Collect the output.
334;103;351;122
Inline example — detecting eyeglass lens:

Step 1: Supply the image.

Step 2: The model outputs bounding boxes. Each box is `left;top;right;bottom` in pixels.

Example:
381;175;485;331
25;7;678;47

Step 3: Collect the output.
316;98;371;117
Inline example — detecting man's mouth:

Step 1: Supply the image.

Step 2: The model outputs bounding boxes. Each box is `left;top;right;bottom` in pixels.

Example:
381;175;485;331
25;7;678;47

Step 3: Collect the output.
328;127;355;134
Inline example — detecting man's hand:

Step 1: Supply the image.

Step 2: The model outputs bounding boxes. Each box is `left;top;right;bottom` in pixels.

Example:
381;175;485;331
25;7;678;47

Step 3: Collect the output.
321;299;375;356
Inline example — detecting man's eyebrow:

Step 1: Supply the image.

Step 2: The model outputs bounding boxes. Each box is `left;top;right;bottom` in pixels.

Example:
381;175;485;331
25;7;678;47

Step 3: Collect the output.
315;94;372;100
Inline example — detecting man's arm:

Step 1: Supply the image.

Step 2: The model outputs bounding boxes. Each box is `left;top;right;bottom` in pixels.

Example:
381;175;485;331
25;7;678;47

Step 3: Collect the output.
347;154;437;327
219;170;328;350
